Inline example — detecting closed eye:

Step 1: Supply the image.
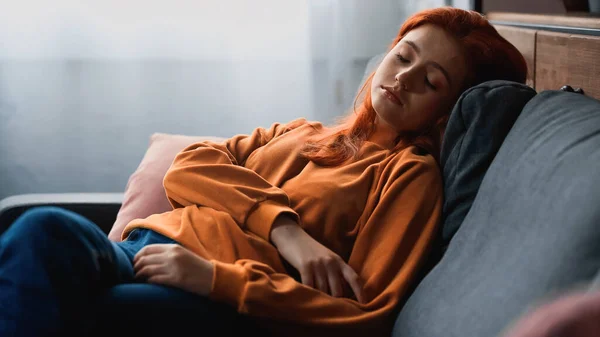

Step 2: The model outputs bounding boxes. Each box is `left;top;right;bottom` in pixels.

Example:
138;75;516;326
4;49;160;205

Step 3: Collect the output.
425;77;437;91
396;54;409;63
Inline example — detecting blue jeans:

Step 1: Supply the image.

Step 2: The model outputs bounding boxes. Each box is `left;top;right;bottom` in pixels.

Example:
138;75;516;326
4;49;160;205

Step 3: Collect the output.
0;207;257;337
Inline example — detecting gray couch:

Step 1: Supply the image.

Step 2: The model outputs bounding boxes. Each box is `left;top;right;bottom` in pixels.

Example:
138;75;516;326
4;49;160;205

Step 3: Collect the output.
394;86;600;337
2;55;600;337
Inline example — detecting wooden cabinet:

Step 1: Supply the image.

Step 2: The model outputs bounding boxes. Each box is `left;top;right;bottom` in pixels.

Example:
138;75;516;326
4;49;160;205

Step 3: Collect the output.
535;31;600;99
492;13;600;99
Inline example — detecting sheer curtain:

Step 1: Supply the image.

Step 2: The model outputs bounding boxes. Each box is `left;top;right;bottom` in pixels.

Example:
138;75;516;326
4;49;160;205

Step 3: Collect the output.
0;0;314;198
0;0;456;199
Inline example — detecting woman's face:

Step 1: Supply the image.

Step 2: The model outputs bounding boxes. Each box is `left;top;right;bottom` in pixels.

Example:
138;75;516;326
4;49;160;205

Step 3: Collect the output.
371;24;468;133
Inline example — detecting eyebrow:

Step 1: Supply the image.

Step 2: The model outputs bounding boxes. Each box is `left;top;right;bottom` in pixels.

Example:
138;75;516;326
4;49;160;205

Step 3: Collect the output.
404;40;453;87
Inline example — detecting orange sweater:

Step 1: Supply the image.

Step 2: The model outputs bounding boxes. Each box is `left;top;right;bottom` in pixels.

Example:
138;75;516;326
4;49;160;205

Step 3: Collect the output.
123;118;443;337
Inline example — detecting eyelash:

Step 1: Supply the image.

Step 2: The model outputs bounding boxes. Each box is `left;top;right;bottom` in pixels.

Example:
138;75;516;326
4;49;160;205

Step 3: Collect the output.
395;54;437;91
396;54;409;63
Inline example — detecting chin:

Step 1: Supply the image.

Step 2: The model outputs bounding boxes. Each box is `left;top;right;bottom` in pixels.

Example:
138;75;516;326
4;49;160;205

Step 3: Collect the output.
373;96;400;123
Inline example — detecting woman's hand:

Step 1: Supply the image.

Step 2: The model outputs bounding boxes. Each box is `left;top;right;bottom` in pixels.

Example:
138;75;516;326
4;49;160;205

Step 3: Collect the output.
271;217;366;303
133;244;214;296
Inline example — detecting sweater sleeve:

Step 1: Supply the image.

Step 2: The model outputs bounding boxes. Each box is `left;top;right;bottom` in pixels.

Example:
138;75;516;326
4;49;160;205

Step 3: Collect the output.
162;118;307;241
207;153;443;334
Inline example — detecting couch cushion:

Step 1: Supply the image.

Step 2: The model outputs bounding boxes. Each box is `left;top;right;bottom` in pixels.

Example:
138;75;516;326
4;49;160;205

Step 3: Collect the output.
393;91;600;337
440;80;536;245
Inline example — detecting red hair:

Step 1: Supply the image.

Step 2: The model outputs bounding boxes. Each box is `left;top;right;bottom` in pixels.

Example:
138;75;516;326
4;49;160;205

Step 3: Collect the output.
301;7;527;166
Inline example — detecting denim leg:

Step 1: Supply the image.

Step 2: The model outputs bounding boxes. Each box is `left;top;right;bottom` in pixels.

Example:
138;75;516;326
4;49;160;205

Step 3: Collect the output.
0;206;264;336
0;206;134;337
114;227;178;262
91;283;254;336
95;232;266;336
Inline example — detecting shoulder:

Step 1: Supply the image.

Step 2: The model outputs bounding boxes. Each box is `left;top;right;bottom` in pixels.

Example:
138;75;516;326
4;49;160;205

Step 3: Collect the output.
380;145;442;189
260;117;324;135
388;145;439;171
264;118;325;142
282;118;324;132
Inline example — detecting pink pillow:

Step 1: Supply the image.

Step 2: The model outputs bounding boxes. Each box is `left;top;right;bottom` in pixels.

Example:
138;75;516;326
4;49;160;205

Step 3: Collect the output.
108;132;226;241
501;289;600;337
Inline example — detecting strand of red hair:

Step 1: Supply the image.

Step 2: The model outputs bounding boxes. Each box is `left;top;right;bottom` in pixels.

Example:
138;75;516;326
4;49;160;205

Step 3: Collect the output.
300;6;527;167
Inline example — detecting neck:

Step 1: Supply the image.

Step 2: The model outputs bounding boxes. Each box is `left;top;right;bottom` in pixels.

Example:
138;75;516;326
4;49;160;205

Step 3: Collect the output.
368;117;398;149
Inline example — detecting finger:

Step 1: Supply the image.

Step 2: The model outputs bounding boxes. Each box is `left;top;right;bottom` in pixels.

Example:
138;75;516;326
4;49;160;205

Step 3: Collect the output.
342;265;366;304
146;274;172;286
133;254;166;274
134;264;165;280
314;261;330;294
326;263;344;298
300;265;315;289
133;244;170;263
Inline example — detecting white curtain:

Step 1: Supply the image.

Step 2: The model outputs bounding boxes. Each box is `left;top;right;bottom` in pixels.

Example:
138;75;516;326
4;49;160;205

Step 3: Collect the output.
0;0;455;199
0;0;315;198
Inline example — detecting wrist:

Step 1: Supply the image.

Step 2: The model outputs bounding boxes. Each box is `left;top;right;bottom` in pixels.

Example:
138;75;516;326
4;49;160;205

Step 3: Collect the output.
204;260;215;296
193;258;215;297
270;215;303;247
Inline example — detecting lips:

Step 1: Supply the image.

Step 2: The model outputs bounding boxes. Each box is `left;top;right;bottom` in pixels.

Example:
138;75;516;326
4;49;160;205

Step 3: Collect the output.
381;86;403;106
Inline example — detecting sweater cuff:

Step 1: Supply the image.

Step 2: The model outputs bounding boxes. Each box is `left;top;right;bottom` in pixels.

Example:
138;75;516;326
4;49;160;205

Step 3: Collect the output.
245;200;299;242
209;261;248;310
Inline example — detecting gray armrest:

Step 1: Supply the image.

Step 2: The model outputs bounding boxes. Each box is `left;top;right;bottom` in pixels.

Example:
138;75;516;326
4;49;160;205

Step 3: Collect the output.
0;193;124;235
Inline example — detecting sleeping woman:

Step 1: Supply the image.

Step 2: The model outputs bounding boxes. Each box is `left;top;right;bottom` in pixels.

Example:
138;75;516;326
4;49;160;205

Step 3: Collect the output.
0;7;527;337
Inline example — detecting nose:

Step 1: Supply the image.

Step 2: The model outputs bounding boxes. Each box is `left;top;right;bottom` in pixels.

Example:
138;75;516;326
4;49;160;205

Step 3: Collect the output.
395;67;417;91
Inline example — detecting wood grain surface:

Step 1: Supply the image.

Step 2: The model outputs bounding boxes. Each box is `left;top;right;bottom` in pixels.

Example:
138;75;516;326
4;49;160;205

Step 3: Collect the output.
488;12;600;29
535;30;600;99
